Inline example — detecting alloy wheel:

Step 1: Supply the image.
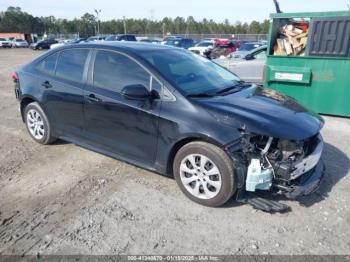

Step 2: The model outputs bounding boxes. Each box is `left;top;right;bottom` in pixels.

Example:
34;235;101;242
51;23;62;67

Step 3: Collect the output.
26;109;45;140
179;154;222;199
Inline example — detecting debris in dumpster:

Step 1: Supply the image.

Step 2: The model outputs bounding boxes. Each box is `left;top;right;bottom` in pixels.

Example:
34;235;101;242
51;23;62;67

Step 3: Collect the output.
273;21;309;56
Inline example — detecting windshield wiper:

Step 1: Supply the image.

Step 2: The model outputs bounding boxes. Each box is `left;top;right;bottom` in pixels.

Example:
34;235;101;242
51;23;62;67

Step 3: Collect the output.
186;92;216;98
215;82;251;95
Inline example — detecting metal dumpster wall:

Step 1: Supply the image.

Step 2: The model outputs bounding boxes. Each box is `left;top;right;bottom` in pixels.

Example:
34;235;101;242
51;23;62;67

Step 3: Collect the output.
265;11;350;117
265;55;350;117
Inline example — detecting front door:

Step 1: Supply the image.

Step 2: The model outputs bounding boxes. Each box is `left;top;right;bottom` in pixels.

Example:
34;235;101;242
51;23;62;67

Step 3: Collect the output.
83;49;161;166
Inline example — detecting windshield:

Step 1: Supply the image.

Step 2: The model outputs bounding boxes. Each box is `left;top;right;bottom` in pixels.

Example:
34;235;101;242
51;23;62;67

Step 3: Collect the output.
0;38;6;41
196;42;212;47
238;43;260;51
105;35;117;41
16;39;25;42
140;49;241;96
165;39;182;47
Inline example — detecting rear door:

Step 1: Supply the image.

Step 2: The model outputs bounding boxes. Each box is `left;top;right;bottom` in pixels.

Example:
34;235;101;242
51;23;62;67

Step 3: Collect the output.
83;49;161;166
38;48;91;136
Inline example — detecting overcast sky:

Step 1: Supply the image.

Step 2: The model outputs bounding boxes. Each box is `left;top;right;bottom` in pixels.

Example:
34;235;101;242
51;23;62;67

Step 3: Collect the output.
1;0;349;22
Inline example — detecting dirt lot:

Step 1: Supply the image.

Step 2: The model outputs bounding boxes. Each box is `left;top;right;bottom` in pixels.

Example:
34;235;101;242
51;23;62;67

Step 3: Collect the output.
0;48;349;255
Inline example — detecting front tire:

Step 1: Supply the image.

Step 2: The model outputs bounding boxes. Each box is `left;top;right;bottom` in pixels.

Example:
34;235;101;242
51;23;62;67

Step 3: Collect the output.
173;141;236;207
24;102;56;144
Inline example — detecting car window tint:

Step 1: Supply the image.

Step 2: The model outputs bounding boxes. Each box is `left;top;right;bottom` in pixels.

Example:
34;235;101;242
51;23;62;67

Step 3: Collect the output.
56;49;89;82
37;53;58;75
93;50;150;92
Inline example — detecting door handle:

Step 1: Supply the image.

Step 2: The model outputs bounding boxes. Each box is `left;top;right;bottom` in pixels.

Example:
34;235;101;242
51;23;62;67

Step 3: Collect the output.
42;81;52;89
86;93;101;103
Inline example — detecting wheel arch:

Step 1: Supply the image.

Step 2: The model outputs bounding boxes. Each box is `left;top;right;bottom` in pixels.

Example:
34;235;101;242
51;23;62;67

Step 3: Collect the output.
166;135;225;177
20;95;43;122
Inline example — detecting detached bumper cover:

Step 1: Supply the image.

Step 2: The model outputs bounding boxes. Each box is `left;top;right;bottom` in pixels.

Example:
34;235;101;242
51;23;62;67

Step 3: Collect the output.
284;160;325;199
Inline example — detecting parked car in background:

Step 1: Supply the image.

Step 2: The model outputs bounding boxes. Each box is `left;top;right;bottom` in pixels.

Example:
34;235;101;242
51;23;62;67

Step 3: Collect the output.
164;37;194;49
188;40;214;56
0;38;12;48
139;38;161;44
231;42;264;59
50;38;87;49
86;36;106;42
105;34;137;42
213;45;267;83
13;42;324;208
11;39;29;48
206;39;238;59
161;36;177;45
30;39;58;50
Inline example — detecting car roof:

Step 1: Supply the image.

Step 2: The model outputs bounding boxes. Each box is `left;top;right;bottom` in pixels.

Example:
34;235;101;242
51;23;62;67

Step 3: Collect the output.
62;41;175;53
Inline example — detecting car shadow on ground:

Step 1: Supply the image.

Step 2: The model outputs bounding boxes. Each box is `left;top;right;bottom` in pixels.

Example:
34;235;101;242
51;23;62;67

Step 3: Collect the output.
50;139;349;211
51;139;70;145
223;142;350;210
297;142;350;207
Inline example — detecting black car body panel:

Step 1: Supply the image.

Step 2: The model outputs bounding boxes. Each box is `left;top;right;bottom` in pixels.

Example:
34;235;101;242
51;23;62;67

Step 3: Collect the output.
15;42;324;200
196;86;324;141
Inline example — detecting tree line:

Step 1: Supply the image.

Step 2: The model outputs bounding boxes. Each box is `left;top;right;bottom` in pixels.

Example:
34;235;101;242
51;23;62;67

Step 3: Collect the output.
0;6;270;37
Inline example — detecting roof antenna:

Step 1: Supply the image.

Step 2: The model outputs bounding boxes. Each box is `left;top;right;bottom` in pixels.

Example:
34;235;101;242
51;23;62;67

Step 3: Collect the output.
273;0;283;13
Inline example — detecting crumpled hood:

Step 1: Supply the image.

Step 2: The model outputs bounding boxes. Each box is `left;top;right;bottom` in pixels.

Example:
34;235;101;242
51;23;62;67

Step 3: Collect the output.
197;86;324;141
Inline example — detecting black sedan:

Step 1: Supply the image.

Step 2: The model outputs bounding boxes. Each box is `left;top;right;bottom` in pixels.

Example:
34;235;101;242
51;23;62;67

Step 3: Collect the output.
13;42;325;208
30;39;58;50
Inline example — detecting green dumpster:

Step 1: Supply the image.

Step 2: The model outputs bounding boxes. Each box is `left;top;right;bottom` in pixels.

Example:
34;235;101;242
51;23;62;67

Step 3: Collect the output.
265;11;350;117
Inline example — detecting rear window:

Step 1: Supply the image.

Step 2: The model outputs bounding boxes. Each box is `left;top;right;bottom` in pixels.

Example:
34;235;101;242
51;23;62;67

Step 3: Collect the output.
0;38;6;41
37;53;58;75
56;49;89;82
127;35;136;41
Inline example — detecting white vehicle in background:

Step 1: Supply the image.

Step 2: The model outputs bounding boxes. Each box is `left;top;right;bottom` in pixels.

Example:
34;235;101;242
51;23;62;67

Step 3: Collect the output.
213;45;267;83
0;38;12;48
188;40;214;56
50;39;74;49
11;39;29;48
50;38;87;49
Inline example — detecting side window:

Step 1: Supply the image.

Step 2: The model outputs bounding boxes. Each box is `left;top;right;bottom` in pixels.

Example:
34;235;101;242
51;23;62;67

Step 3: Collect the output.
93;50;150;92
254;50;267;59
151;77;162;95
37;53;58;75
56;49;89;82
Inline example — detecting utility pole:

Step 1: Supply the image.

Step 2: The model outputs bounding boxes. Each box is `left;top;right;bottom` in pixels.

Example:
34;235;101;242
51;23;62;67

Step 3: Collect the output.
123;16;127;34
162;23;165;39
94;9;101;35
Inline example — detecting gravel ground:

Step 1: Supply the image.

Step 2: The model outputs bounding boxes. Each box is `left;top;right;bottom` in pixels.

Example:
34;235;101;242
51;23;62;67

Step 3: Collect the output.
0;48;349;256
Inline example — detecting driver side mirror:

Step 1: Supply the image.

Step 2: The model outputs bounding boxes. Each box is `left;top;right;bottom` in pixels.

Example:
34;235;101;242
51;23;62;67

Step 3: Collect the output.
121;84;151;100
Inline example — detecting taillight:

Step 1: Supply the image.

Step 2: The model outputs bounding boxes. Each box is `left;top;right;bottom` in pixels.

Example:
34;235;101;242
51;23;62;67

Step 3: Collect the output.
12;72;19;82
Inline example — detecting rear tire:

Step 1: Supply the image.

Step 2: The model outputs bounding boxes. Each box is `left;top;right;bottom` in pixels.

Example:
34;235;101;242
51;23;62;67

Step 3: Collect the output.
173;141;236;207
24;102;56;145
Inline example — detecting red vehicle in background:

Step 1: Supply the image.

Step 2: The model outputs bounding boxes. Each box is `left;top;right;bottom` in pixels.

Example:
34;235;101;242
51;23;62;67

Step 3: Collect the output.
205;39;238;59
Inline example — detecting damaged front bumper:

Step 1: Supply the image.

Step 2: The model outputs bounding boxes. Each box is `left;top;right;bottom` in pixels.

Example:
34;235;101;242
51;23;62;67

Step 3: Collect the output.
282;160;325;199
274;134;325;199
